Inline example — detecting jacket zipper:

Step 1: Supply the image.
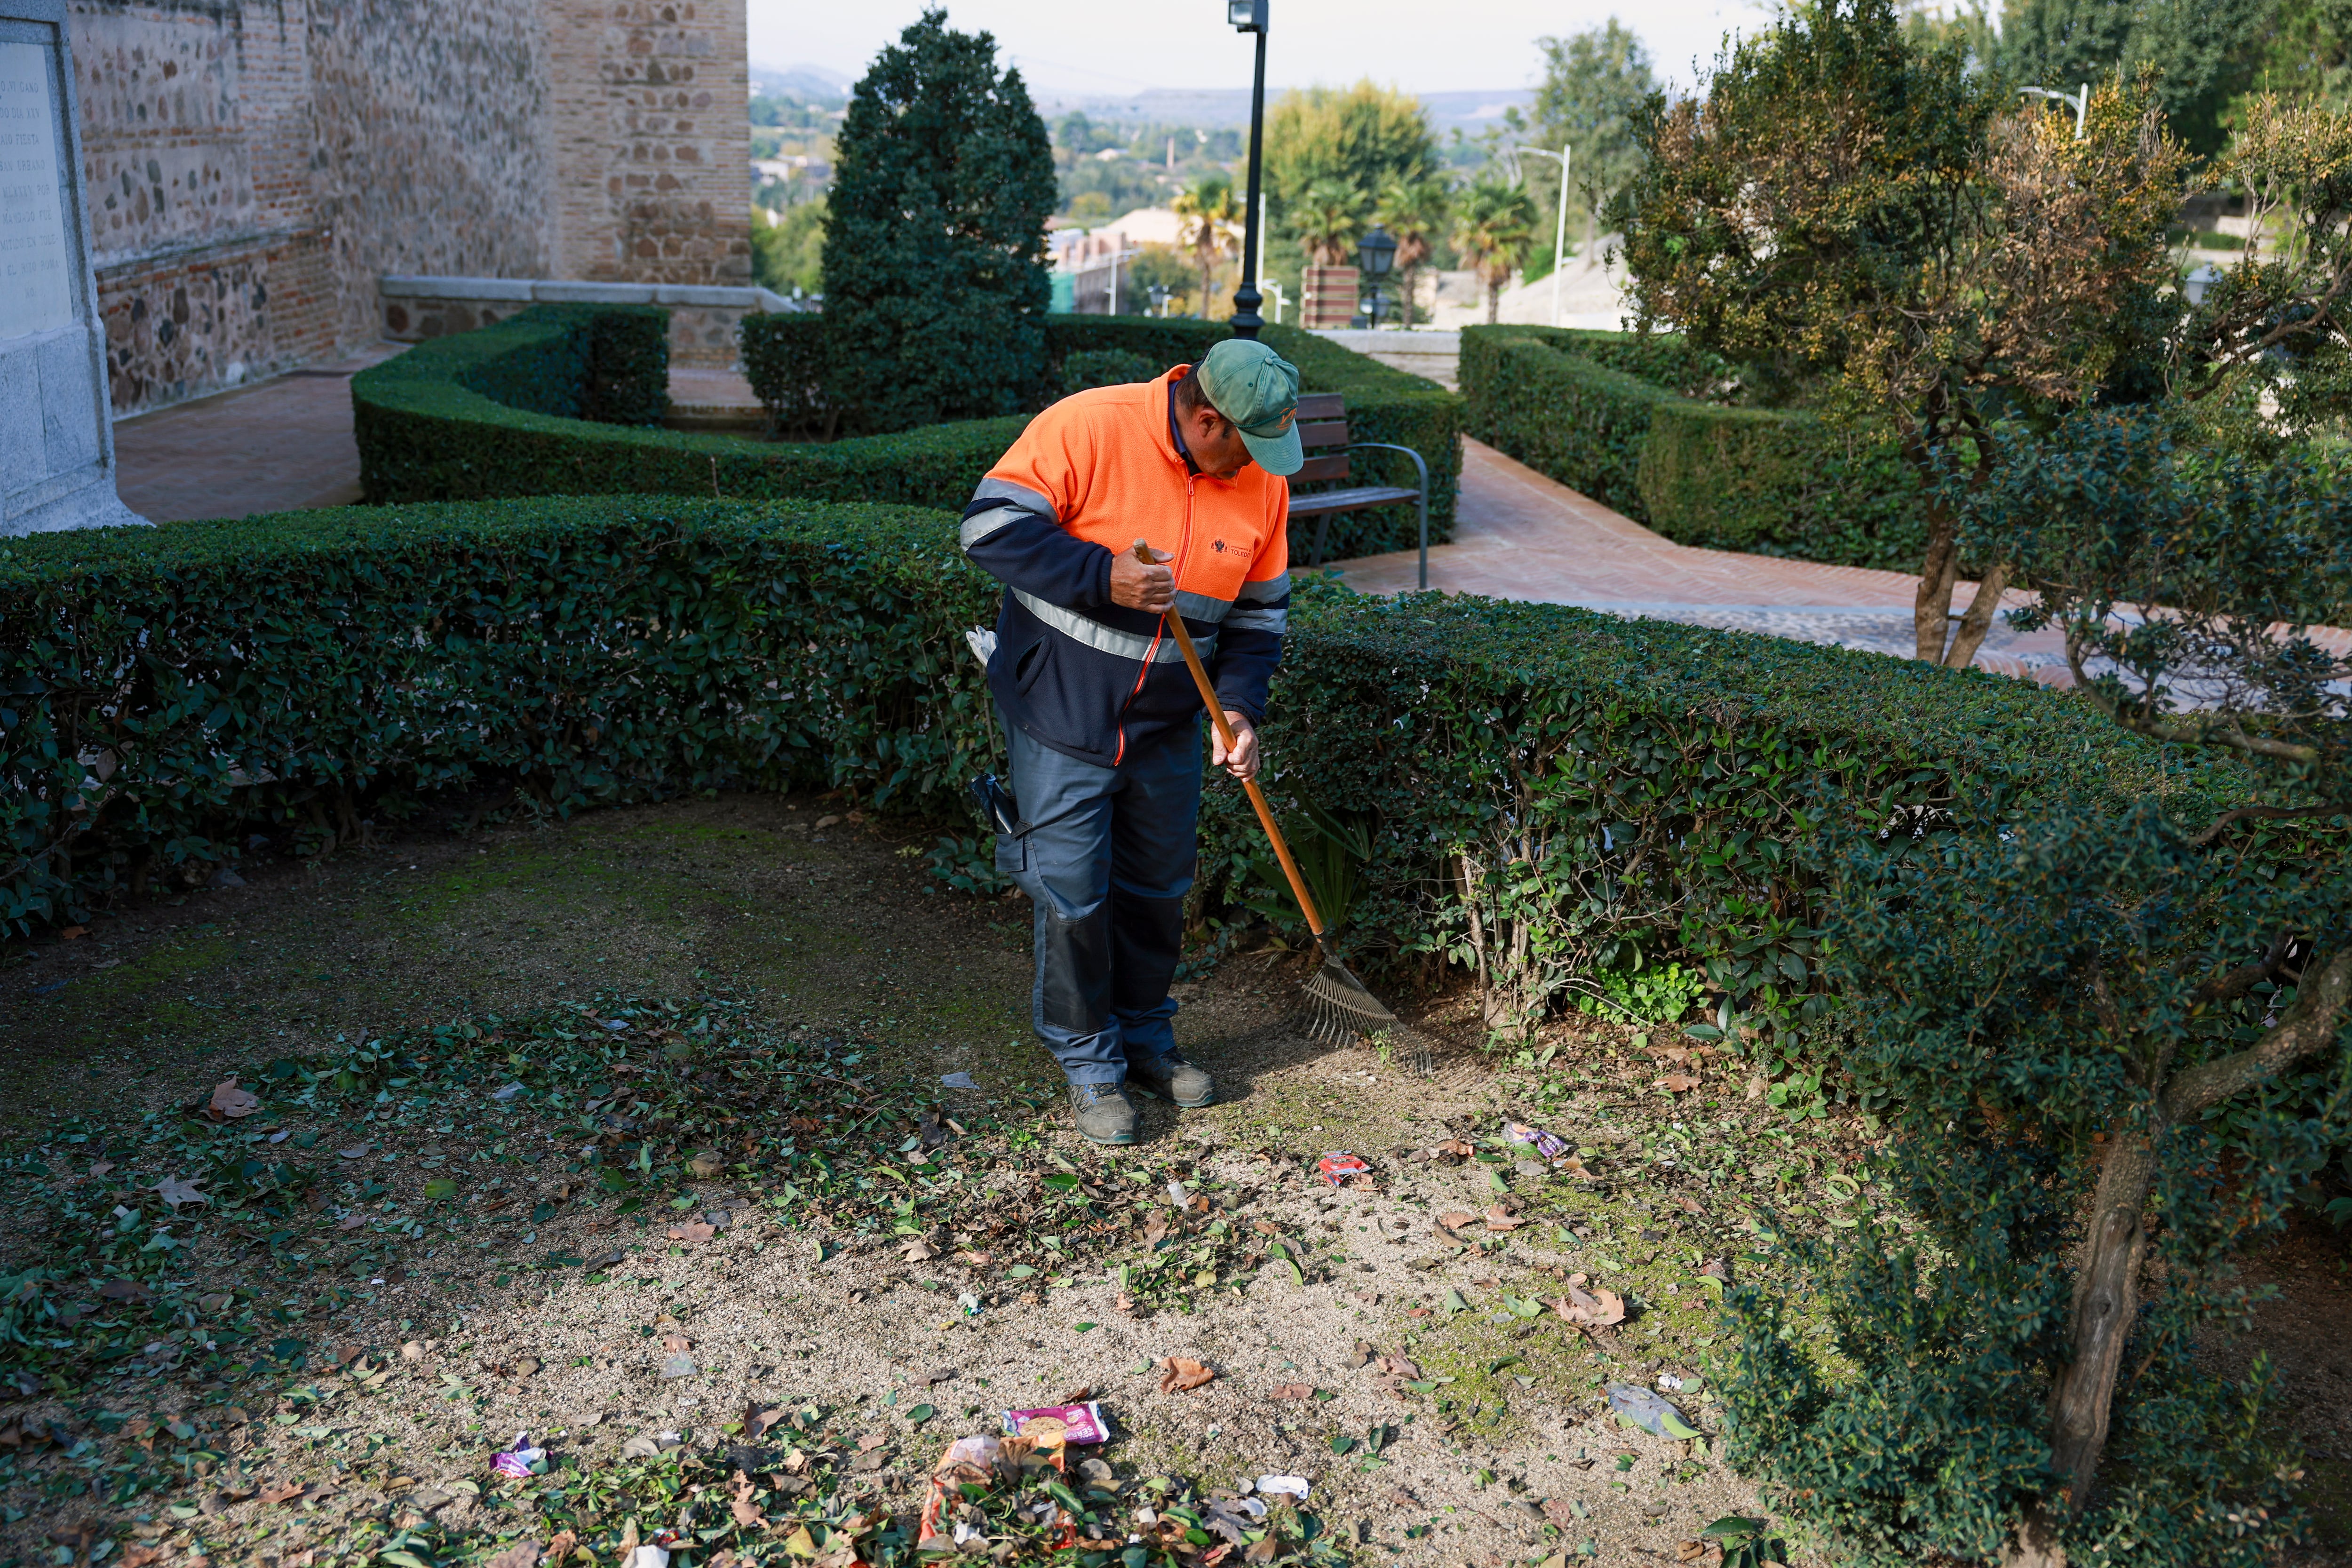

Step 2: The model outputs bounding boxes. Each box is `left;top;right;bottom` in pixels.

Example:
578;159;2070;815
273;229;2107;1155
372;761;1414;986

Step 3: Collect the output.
1113;473;1196;766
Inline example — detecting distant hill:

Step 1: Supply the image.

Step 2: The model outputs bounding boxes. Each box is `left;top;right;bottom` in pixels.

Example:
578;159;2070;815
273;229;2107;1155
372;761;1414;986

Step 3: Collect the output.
1027;86;1533;131
751;62;851;103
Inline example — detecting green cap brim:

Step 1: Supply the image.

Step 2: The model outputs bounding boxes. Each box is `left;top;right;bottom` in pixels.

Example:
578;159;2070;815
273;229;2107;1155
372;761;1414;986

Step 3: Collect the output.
1240;421;1304;477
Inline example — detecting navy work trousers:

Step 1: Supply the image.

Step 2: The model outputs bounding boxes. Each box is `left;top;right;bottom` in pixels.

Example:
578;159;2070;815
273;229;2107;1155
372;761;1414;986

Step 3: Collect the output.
996;710;1199;1086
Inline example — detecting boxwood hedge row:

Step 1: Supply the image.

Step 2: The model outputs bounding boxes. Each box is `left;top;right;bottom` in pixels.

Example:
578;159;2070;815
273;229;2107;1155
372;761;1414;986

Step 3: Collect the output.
357;306;1463;565
1461;325;1927;571
3;498;2233;1053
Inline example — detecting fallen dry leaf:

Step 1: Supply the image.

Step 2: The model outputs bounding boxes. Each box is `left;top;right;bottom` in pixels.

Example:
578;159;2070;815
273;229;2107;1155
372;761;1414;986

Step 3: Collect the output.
688;1151;725;1179
1114;1292;1138;1316
1159;1357;1215;1393
1269;1383;1314;1401
480;1541;541;1568
1551;1283;1627;1328
1658;1071;1702;1093
1437;1210;1478;1234
1251;1219;1279;1236
209;1079;260;1120
1557;1155;1596;1179
1142;1217;1170;1247
1433;1138;1474;1162
1544;1498;1581;1528
338;1144;371;1160
728;1468;767;1528
665;1222;715;1245
87;1161;114;1178
1375;1355;1423;1379
337;1214;366;1230
1483;1205;1526;1232
856;1432;889;1452
152;1175;208;1210
399;1341;425;1361
259;1482;305;1505
899;1238;938;1263
661;1333;691;1353
1676;1194;1708;1216
1677;1543;1712;1564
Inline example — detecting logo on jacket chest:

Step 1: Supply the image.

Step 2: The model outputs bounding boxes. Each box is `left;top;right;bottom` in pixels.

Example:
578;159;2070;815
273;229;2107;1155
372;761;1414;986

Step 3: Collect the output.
1210;538;1230;553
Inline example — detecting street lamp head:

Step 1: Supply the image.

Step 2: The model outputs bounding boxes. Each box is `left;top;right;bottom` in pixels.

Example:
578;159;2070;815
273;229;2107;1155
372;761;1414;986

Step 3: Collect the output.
1228;0;1265;32
2182;263;2224;307
1357;223;1397;279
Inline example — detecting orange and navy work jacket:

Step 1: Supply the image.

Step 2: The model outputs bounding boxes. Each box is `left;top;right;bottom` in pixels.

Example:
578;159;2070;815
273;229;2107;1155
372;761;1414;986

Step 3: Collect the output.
960;366;1291;768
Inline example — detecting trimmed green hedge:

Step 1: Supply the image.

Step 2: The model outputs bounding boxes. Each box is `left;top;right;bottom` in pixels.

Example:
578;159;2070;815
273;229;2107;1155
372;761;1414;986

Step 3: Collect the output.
739;312;1464;562
5;498;2237;1063
1461;325;1927;571
361;308;1458;563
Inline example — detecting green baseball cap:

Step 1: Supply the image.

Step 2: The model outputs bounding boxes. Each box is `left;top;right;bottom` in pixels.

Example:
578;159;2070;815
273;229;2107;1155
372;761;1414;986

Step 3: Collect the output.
1195;339;1304;477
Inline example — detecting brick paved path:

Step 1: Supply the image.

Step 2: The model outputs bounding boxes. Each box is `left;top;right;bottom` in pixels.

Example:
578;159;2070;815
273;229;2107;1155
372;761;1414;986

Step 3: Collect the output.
1327;438;2077;684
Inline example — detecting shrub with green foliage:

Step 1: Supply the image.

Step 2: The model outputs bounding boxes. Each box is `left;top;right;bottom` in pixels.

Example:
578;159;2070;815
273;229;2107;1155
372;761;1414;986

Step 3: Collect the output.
737;312;1466;562
2;500;2207;1051
820;10;1058;433
356;305;1030;512
1459;326;1927;569
363;308;1458;560
1713;406;2352;1568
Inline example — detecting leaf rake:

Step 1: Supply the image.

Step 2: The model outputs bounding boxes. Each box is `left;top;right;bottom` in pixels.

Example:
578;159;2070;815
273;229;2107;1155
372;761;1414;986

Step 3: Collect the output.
1137;541;1433;1073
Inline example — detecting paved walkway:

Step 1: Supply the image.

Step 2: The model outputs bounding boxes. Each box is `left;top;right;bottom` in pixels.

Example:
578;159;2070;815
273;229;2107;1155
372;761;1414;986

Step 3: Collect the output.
1326;438;2074;684
113;345;407;522
114;354;765;521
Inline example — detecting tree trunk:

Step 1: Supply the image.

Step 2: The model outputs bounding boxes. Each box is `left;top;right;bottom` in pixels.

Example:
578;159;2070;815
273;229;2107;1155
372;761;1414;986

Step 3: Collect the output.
1943;560;2014;669
2002;1133;2158;1568
1486;282;1501;326
1913;493;1963;663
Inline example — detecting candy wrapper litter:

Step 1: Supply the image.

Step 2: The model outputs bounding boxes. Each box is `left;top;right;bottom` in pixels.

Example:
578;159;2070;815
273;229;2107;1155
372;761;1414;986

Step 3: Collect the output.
491;1431;545;1478
917;1433;1012;1548
1504;1120;1570;1160
1002;1401;1108;1445
1315;1151;1372;1187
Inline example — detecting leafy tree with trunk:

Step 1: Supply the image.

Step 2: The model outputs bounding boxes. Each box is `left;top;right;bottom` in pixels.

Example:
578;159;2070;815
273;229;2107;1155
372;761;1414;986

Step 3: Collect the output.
1374;176;1448;326
1530;19;1656;254
1171;175;1242;320
821;8;1057;433
1723;406;2352;1568
1289;180;1364;267
2169;92;2352;452
1451;179;1537;324
1615;0;2189;667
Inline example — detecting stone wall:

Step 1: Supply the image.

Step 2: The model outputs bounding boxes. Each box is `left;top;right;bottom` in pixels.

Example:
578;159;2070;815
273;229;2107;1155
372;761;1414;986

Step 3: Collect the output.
69;0;748;414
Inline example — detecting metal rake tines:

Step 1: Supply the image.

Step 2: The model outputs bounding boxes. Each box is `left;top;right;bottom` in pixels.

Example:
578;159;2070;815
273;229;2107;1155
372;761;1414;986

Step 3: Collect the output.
1302;957;1433;1073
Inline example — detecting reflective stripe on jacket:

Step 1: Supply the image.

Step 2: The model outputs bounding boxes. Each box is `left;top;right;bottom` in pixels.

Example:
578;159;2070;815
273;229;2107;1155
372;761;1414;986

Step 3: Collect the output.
961;366;1291;768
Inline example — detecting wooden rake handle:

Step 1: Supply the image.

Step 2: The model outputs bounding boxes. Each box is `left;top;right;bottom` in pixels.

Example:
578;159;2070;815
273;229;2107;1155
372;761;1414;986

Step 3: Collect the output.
1133;539;1328;942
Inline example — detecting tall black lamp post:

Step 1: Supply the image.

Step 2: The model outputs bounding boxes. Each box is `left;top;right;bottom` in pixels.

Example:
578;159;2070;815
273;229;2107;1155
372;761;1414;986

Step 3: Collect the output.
1356;223;1397;328
1227;0;1268;339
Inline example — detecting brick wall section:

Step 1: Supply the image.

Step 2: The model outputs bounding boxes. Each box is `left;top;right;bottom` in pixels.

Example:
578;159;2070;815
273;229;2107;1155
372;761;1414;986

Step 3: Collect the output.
550;0;750;287
69;0;749;414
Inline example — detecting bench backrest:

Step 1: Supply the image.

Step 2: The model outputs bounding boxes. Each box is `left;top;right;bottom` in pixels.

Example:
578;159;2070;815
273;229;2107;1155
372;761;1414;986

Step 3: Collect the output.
1293;392;1349;483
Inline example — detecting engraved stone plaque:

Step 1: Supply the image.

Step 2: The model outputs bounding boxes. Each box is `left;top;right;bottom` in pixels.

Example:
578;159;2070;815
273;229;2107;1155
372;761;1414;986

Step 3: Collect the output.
0;3;141;535
0;38;72;341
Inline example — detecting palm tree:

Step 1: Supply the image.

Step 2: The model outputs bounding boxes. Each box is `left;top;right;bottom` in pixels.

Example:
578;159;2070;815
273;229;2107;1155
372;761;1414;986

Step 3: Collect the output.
1170;175;1243;319
1288;179;1365;266
1375;176;1447;326
1450;178;1537;325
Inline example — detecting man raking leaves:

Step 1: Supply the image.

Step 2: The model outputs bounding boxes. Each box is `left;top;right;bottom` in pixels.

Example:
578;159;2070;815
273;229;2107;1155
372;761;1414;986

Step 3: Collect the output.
959;340;1300;1145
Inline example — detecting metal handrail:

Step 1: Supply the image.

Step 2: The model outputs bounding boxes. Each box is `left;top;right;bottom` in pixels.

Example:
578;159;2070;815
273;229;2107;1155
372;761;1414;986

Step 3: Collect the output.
1345;441;1431;590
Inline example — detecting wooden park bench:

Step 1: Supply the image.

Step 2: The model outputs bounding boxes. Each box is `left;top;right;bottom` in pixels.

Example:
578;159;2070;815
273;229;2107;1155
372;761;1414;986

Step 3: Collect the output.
1287;392;1433;589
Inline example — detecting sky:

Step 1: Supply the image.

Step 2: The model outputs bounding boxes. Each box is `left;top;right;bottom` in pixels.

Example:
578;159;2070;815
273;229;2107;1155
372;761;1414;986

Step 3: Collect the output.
745;0;1779;102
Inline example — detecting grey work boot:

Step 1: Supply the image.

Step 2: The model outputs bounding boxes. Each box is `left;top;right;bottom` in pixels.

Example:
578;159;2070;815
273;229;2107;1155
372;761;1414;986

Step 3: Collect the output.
1070;1082;1139;1146
1128;1052;1214;1108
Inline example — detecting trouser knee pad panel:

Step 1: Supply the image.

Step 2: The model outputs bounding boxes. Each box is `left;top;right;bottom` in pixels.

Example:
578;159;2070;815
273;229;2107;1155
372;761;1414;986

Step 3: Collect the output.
1110;892;1186;1015
1040;903;1113;1034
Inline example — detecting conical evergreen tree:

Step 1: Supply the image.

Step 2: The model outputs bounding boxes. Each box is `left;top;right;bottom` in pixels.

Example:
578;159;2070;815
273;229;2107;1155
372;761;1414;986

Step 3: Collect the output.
822;9;1057;432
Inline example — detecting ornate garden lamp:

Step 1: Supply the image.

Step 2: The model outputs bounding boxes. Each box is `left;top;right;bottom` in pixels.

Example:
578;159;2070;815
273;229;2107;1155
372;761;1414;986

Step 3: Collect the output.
1356;223;1397;328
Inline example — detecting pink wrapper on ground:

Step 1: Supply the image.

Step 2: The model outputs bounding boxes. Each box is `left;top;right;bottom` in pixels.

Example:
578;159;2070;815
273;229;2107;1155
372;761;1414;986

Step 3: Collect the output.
1001;1401;1108;1444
